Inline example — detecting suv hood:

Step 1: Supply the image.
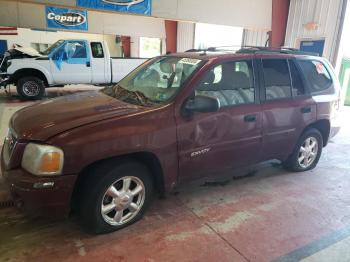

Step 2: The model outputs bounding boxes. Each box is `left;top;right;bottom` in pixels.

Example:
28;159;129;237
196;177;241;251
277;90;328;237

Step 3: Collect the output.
11;91;144;141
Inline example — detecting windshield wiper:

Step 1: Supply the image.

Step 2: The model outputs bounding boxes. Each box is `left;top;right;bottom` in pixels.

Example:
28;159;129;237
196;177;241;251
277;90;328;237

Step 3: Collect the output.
111;85;156;106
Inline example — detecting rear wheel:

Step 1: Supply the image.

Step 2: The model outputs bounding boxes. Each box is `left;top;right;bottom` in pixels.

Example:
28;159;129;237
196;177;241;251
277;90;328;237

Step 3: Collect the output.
284;128;323;172
78;160;154;234
17;76;45;100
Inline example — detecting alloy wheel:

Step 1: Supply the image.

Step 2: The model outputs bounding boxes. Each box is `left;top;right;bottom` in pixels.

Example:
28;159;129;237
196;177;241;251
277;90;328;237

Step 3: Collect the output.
298;137;319;169
101;176;145;226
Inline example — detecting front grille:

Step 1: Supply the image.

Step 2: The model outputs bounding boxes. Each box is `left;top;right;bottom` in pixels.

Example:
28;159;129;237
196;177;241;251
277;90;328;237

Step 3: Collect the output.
0;200;15;209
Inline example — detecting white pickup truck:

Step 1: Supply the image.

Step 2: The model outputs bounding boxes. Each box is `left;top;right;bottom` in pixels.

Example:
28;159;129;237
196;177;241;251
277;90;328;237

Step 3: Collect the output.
0;39;146;100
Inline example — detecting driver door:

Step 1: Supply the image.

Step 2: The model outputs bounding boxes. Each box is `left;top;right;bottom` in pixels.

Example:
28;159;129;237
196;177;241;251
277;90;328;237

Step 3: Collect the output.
176;59;263;182
50;40;92;84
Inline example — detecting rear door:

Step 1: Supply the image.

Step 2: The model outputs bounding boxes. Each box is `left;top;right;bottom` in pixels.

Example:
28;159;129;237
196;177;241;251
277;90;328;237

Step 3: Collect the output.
50;40;92;84
176;58;263;182
258;57;316;161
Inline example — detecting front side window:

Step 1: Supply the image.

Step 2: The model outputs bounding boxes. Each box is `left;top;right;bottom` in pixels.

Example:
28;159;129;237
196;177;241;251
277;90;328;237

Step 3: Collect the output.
101;56;203;105
297;60;333;94
262;59;292;101
66;41;87;59
195;60;255;107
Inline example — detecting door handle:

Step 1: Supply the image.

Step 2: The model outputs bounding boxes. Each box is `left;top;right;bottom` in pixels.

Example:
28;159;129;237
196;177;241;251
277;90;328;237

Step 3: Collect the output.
301;107;311;114
86;61;91;67
244;114;257;122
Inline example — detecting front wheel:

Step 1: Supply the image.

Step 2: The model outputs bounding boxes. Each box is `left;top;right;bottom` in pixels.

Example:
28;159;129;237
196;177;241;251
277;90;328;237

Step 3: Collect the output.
78;160;154;234
16;76;45;100
284;128;323;172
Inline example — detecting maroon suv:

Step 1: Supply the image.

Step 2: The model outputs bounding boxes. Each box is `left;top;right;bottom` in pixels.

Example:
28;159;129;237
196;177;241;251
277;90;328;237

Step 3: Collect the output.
1;47;341;233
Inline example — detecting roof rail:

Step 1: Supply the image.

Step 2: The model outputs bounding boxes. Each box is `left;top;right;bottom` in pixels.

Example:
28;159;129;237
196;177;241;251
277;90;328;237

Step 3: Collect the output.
185;46;319;57
236;46;319;56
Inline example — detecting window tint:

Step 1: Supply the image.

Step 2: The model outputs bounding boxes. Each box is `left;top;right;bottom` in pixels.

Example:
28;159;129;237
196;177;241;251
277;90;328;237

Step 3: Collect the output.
297;60;333;93
289;60;305;96
91;42;104;58
262;59;292;100
195;60;255;107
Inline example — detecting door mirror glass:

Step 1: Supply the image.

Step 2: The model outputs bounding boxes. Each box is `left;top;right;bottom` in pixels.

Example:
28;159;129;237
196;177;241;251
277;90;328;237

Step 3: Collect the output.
184;95;220;113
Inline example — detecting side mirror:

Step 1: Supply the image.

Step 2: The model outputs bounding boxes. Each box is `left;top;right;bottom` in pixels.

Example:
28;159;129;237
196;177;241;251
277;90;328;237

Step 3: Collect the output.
184;95;220;113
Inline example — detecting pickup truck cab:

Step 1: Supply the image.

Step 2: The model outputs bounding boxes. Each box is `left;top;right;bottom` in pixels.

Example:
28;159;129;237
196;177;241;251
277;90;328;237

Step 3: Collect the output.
0;39;145;100
1;47;342;234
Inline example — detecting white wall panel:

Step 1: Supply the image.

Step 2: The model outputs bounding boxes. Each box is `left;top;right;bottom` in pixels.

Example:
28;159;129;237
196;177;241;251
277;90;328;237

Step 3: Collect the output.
8;0;272;30
152;0;272;30
243;29;269;47
285;0;345;63
88;11;165;38
0;0;166;39
0;1;18;26
177;22;195;52
13;0;272;30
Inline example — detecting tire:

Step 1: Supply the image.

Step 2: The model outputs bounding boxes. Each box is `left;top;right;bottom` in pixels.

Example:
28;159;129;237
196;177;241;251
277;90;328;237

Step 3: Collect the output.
16;76;45;100
78;159;154;234
284;128;323;172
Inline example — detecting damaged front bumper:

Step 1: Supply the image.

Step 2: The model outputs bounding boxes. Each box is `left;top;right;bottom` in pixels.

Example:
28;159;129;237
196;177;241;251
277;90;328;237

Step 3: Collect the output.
0;72;10;87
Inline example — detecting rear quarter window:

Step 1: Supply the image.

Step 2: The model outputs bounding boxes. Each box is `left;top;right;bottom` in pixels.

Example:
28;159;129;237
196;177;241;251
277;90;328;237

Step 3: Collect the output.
297;60;333;94
91;42;104;58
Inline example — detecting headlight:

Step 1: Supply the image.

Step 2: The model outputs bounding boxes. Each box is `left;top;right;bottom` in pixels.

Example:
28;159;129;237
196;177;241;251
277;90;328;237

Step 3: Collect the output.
21;143;64;176
7;60;12;68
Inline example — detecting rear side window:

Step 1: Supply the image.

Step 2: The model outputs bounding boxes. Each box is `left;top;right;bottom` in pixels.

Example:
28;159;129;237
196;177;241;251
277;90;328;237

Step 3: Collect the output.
91;42;104;58
262;59;292;101
297;60;333;94
289;60;305;96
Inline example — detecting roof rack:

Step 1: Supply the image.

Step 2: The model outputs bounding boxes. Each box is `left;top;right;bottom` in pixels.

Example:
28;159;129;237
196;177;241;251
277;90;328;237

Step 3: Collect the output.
185;46;319;56
236;46;319;56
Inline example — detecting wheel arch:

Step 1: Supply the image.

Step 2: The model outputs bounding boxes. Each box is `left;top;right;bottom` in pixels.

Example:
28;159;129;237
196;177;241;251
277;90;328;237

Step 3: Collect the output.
70;151;165;211
12;68;49;86
306;119;331;147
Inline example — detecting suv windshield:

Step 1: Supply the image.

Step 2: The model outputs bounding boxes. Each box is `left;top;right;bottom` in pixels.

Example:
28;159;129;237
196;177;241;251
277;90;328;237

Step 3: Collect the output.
40;40;65;56
101;56;204;106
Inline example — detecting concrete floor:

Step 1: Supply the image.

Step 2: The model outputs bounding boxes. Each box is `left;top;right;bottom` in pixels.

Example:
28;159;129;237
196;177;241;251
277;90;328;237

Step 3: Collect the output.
0;87;350;262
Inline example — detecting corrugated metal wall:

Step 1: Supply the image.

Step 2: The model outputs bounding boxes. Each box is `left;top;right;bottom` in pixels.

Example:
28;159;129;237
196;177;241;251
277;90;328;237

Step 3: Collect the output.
243;29;269;47
285;0;345;63
177;22;195;52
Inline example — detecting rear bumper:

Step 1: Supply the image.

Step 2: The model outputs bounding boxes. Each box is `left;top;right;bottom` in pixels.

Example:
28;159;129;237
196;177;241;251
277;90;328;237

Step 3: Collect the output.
329;111;342;139
1;158;77;218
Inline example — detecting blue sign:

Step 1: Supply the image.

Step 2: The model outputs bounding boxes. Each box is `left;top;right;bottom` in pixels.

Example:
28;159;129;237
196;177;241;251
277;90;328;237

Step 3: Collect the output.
76;0;151;16
300;40;325;56
46;6;88;31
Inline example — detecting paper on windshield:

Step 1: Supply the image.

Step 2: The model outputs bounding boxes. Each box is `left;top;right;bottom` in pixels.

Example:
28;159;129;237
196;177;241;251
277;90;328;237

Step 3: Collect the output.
179;58;201;66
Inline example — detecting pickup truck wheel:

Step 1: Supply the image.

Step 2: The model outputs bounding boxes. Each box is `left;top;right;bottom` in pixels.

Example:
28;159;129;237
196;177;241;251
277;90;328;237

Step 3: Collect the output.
283;128;323;172
17;76;45;100
78;160;154;234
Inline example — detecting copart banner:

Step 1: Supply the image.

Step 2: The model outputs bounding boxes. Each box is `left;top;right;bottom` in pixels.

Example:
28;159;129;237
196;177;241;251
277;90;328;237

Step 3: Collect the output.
76;0;151;16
